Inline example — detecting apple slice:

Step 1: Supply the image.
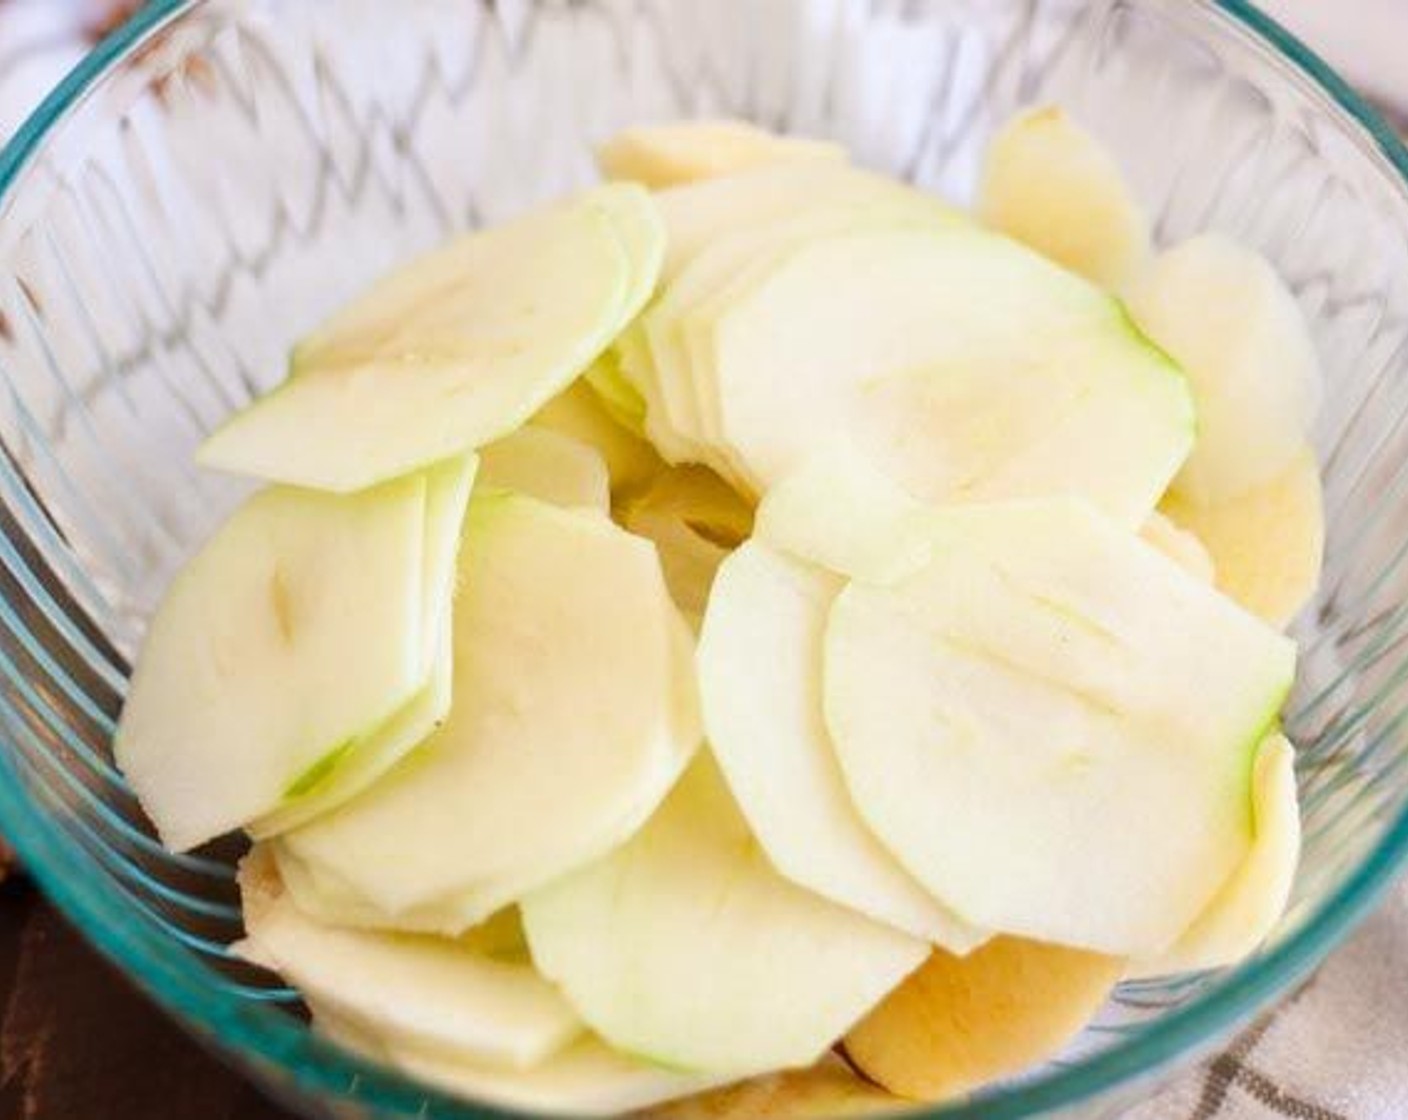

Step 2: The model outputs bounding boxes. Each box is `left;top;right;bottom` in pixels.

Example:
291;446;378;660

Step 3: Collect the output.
236;848;581;1069
1139;510;1215;584
479;427;611;511
583;351;649;436
699;542;985;950
980;106;1150;290
521;756;927;1077
114;470;447;851
656;161;964;282
274;491;700;933
625;173;961;472
842;937;1124;1101
530;378;662;495
824;498;1297;956
756;449;1216;594
753;450;937;585
1131;733;1300;977
647;205;961;489
1126;233;1322;505
647;1056;904;1119
197;185;662;492
319;1009;734;1117
598;119;845;189
710;227;1193;523
1160;449;1323;628
760;451;1217;590
248;454;477;838
620;467;753;627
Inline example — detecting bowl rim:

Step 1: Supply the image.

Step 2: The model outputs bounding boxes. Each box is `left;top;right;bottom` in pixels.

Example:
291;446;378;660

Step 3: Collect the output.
2;0;1407;1117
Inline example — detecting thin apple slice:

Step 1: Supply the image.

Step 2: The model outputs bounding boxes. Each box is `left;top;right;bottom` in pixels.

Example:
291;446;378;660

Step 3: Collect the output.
617;317;701;466
656;161;964;282
626;170;961;470
641;203;958;481
1131;733;1300;977
583;350;649;436
114;472;440;851
1160;449;1323;628
759;452;1219;589
248;454;477;837
620;467;753;627
647;1056;904;1118
248;627;452;841
197;185;661;492
530;378;662;496
1126;233;1322;505
598;119;845;189
842;937;1124;1102
274;491;699;933
479;427;610;511
319;1010;734;1117
521;756;927;1077
674;208;961;489
710;227;1193;523
600;178;670;325
980;106;1150;290
236;848;581;1069
699;542;985;950
824;498;1297;956
1139;510;1215;584
753;451;937;585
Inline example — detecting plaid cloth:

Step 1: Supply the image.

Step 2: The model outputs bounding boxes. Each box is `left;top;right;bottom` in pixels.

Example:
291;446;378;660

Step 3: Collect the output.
1128;882;1408;1120
0;1;1402;1117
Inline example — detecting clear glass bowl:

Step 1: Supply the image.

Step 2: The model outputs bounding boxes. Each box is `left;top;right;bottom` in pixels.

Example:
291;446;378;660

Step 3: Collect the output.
1;0;1407;1116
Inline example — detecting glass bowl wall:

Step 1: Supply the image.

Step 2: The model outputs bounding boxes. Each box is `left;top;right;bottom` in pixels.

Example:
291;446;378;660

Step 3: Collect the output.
2;1;1408;1116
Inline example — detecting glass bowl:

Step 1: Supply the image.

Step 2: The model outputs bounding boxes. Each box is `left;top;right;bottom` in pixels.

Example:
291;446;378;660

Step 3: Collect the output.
1;0;1407;1116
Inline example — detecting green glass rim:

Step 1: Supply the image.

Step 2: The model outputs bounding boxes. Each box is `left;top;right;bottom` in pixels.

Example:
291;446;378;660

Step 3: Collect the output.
1;1;1407;1116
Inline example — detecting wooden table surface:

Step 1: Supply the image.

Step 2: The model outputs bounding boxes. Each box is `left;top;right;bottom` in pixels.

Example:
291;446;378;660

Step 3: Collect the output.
0;874;292;1120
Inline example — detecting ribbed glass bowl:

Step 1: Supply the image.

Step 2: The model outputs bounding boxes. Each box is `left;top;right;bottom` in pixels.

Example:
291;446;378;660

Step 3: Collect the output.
2;0;1408;1116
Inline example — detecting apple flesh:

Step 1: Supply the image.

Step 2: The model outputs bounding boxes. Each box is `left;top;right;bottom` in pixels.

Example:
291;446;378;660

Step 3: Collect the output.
236;847;581;1070
521;757;928;1076
1130;732;1301;977
1126;233;1321;506
842;936;1123;1102
699;542;986;949
197;185;663;492
273;491;700;933
597;119;844;190
479;427;611;511
824;498;1297;956
980;106;1150;290
317;1002;733;1117
1160;449;1323;628
753;451;937;586
630;201;963;482
710;227;1193;524
619;466;754;627
646;1056;904;1119
116;459;479;851
1139;510;1215;585
248;454;476;838
582;350;650;436
530;377;662;495
656;161;965;283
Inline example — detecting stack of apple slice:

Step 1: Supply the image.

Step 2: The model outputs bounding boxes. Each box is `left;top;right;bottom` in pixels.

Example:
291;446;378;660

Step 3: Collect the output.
111;112;1325;1117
